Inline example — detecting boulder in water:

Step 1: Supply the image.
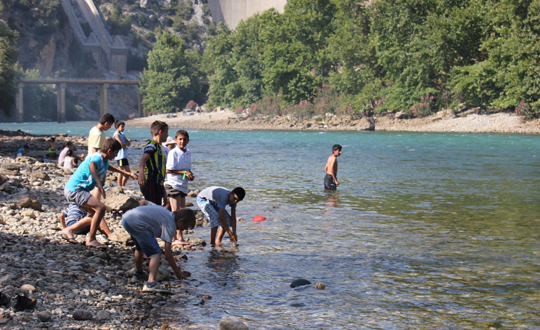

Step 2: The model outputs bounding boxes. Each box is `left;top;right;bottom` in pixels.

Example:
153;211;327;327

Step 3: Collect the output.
219;316;249;330
290;279;311;288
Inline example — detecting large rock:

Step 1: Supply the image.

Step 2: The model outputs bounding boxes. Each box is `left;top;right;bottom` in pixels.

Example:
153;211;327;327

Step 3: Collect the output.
15;196;42;211
72;309;93;320
103;192;139;212
109;228;131;244
220;316;249;330
15;156;37;164
0;163;19;175
21;209;36;218
30;170;50;181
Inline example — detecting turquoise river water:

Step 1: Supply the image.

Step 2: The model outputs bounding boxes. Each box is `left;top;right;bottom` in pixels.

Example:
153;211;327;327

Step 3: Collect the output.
2;121;540;329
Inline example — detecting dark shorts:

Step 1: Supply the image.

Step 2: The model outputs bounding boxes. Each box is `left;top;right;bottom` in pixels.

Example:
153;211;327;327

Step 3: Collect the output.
164;184;187;198
140;181;165;205
117;159;129;167
324;174;336;190
122;218;162;257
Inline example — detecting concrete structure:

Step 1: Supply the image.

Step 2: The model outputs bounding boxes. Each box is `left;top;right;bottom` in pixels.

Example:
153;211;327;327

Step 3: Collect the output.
60;0;128;74
17;78;142;123
207;0;287;29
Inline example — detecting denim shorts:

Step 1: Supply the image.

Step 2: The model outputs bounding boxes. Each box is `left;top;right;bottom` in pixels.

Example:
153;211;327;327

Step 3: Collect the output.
121;218;162;257
197;198;230;228
64;188;92;206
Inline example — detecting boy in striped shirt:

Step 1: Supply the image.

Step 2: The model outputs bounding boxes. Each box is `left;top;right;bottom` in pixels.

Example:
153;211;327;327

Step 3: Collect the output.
138;121;168;206
59;204;113;244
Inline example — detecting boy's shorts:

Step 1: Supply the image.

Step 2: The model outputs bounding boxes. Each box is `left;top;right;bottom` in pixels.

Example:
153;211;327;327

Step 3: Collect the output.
164;184;187;198
64;188;92;206
140;181;165;205
117;159;129;167
197;198;231;229
121;217;162;257
324;174;336;190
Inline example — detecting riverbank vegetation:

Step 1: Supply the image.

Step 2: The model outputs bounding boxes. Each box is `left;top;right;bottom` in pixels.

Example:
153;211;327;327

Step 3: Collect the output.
202;0;540;120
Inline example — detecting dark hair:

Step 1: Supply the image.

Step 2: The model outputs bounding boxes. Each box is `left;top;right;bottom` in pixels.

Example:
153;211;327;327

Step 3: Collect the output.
150;121;168;136
67;149;73;156
173;208;196;229
175;129;189;140
23;144;29;149
99;113;115;125
332;144;342;152
232;187;246;201
50;137;56;141
115;120;125;128
65;141;73;148
101;137;122;152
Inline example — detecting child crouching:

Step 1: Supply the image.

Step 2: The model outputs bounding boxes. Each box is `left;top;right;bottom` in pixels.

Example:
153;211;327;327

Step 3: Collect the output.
121;200;195;293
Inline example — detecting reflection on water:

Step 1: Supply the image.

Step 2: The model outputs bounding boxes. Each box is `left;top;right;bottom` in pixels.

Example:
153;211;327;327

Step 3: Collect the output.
3;123;539;329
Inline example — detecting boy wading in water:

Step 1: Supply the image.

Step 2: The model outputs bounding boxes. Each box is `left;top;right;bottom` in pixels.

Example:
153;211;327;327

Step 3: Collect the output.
324;144;342;190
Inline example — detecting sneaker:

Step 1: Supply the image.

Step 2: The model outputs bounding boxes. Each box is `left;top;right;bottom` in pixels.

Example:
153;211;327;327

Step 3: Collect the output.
131;270;147;282
142;281;171;294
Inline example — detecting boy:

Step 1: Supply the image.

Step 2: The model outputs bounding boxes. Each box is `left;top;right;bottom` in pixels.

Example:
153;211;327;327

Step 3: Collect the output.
46;137;58;158
162;136;176;160
324;144;342;190
122;201;196;293
197;186;245;246
64;138;137;249
58;141;83;166
113;120;132;187
16;145;29;158
88;113;115;157
138;121;168;206
164;130;195;246
59;204;113;244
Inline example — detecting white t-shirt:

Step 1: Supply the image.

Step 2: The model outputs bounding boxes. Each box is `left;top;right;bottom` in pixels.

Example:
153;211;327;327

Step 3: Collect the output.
164;147;191;194
63;156;75;169
58;147;69;166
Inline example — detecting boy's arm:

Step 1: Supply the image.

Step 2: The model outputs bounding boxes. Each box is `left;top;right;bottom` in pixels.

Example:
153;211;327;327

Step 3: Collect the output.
327;157;339;185
108;164;137;180
219;208;236;242
138;153;150;187
164;243;186;280
89;161;106;199
231;207;237;238
114;135;127;148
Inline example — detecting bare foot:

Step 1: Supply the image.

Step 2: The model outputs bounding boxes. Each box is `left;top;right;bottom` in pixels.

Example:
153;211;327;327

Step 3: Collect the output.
172;240;192;246
86;240;107;249
61;228;76;241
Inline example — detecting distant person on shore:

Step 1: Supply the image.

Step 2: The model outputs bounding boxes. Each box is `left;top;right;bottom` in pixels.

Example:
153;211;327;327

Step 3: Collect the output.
165;130;194;246
324;144;342;190
113;120;132;187
122;200;195;293
88;113;115;157
59;204;113;244
63;150;78;169
58;141;83;167
138;121;168;206
64;138;137;249
16;145;28;158
197;186;245;246
46;137;58;158
162;136;176;160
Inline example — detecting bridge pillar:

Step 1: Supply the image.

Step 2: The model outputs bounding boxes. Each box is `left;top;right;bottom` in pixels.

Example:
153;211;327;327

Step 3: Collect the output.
57;83;66;123
100;83;109;116
16;83;24;123
138;88;143;117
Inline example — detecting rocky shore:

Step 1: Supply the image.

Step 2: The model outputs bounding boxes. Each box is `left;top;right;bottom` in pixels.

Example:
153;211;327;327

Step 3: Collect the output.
126;110;540;134
0;153;250;329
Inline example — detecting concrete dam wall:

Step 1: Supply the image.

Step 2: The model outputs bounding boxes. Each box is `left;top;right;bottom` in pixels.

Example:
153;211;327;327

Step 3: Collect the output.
207;0;287;29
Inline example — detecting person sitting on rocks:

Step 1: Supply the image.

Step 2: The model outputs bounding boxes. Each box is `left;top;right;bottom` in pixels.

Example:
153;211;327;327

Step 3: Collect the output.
63;150;79;169
121;200;195;293
59;204;113;244
16;144;29;158
46;137;58;158
64;138;137;249
58;141;83;167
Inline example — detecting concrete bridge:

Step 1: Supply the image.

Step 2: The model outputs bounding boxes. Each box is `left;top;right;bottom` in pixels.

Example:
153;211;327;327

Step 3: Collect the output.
16;78;142;123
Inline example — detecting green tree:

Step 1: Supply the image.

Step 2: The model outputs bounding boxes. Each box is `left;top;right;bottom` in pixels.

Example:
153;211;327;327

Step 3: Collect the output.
0;22;18;117
141;32;200;113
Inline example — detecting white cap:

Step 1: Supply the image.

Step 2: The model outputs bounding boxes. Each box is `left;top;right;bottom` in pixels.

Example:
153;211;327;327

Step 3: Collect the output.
163;136;176;147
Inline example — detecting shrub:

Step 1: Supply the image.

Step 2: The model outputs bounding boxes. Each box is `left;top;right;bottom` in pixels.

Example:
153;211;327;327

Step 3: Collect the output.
150;15;158;23
410;94;436;118
515;101;540;120
144;32;155;42
185;100;198;110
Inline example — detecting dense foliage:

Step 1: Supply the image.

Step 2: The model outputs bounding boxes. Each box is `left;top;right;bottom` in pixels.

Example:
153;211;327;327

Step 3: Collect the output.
203;0;540;119
0;21;19;117
140;32;201;113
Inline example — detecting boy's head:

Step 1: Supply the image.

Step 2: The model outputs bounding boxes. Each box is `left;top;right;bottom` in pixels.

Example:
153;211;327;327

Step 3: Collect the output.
99;113;115;131
150;121;169;142
173;208;196;231
332;144;342;156
101;137;122;160
50;137;56;142
175;130;189;150
163;136;176;150
229;187;246;206
23;144;29;150
115;120;125;131
65;141;74;149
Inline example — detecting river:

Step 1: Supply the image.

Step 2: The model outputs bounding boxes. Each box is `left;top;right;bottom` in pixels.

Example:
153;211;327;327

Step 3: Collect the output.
2;121;539;329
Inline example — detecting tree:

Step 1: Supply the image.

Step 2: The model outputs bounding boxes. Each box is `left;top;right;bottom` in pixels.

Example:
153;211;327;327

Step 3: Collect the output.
141;32;201;113
0;22;18;117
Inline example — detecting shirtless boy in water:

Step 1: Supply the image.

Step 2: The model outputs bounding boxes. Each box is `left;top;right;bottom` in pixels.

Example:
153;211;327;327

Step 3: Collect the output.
324;144;342;190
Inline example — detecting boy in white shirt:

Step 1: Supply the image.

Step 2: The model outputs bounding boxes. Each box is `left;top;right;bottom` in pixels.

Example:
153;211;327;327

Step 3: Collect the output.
164;130;195;246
